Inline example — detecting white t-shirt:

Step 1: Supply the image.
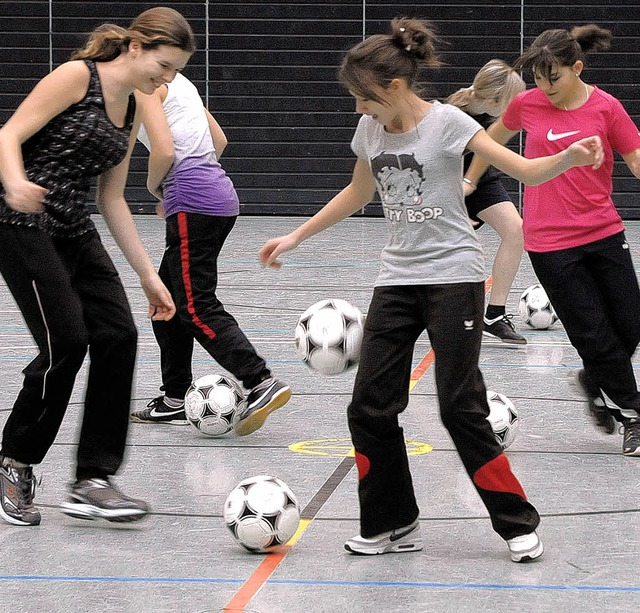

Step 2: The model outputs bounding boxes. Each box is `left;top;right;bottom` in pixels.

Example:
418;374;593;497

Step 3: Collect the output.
138;73;239;217
351;101;485;286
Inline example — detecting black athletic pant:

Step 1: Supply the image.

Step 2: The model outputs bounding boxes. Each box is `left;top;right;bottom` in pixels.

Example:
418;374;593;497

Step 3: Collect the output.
152;212;270;398
0;225;137;479
348;283;540;540
529;231;640;417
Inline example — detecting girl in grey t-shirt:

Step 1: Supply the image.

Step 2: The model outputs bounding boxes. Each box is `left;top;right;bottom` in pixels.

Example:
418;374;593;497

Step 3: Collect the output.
259;17;603;562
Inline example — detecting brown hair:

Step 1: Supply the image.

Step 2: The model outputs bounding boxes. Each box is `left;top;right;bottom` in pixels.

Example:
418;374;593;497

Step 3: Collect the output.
446;59;525;113
70;7;196;62
338;17;442;104
515;24;612;81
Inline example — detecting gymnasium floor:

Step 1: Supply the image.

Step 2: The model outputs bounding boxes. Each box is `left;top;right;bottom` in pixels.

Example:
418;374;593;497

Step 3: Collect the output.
1;214;639;613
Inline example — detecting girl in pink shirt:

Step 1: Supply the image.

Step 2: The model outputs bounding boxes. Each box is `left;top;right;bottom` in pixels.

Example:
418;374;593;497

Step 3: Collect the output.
466;25;640;456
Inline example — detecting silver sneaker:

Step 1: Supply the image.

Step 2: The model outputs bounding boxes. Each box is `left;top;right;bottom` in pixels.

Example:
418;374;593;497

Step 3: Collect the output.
344;520;423;555
0;457;41;526
61;478;149;523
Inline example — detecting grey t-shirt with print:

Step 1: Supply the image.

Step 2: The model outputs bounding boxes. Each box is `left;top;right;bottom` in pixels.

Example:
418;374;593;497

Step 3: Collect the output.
351;101;486;287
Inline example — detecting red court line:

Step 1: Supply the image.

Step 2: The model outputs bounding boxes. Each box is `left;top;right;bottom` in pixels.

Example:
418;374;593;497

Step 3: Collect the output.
223;276;494;611
223;545;291;611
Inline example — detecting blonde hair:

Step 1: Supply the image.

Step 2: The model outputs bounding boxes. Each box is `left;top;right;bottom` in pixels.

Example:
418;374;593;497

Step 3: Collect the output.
70;7;196;62
339;17;442;104
447;59;525;113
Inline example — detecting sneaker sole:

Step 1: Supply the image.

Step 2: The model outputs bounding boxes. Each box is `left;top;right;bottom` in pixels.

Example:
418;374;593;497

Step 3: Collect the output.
344;539;424;555
235;387;292;436
482;331;527;345
0;506;41;526
510;540;544;562
60;502;148;523
129;415;189;426
623;447;640;457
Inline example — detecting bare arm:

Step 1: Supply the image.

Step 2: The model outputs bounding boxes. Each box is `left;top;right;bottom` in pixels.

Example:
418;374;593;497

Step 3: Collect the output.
96;116;175;321
466;129;603;186
622;147;640;179
136;87;175;199
0;61;88;212
259;159;377;268
206;109;228;157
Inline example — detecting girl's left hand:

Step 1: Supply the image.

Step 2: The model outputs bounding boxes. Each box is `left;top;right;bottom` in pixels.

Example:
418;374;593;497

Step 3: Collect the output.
141;274;176;320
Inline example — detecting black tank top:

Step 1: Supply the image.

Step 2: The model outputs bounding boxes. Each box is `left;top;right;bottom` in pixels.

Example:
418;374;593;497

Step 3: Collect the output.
0;60;136;237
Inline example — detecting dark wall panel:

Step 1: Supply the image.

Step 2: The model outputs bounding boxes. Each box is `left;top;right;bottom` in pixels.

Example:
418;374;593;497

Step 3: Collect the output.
1;2;639;217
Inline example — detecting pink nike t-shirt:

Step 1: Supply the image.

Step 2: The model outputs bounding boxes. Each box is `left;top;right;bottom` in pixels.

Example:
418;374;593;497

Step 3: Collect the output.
502;87;640;252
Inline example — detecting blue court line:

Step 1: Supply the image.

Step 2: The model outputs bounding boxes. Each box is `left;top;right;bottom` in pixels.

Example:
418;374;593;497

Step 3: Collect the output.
0;575;638;593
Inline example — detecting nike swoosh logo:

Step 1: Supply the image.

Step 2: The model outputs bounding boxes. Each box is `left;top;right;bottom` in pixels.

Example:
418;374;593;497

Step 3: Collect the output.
390;525;416;542
547;129;581;142
149;407;184;418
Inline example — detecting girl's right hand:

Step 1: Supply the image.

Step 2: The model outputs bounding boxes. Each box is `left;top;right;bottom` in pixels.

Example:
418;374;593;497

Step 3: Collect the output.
4;180;47;213
259;233;301;269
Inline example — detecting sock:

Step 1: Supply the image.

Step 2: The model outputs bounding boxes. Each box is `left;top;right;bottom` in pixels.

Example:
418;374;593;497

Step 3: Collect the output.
164;396;184;408
2;456;29;469
485;305;506;321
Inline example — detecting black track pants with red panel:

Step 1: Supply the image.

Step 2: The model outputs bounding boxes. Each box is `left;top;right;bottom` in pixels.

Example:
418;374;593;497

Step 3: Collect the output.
0;225;137;478
347;283;540;540
152;212;270;397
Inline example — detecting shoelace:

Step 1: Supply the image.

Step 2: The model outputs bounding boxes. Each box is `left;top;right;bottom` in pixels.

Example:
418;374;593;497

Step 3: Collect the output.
622;420;640;447
14;468;40;507
488;314;517;331
146;396;163;410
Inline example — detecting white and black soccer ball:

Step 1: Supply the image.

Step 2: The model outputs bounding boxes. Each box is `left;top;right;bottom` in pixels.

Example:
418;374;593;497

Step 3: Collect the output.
294;298;365;376
518;283;558;330
223;475;301;553
486;390;519;450
184;374;245;437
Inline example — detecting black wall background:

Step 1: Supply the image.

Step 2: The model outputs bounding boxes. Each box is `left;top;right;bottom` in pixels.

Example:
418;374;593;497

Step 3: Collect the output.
1;1;639;217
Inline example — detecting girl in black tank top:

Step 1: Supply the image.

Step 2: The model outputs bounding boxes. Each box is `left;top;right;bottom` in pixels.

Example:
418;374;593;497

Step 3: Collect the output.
0;7;194;526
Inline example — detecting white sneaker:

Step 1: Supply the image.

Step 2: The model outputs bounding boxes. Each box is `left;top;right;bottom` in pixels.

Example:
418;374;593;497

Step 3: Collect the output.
344;520;423;555
506;531;544;562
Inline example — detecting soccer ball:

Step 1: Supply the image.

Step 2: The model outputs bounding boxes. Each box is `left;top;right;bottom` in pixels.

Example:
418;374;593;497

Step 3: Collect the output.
294;299;365;375
518;283;558;330
184;374;246;437
223;475;301;552
486;390;519;450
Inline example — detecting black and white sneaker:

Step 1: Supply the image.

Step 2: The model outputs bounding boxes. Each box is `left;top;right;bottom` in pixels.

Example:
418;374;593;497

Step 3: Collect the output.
575;370;616;435
235;378;291;436
61;478;149;522
344;520;423;555
483;314;527;345
622;418;640;456
129;396;188;425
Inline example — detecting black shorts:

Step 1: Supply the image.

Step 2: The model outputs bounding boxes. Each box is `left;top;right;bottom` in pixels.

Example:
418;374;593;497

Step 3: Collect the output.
465;178;512;230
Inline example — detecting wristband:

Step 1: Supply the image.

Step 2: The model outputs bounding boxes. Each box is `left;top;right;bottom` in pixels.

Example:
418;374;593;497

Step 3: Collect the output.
463;177;477;189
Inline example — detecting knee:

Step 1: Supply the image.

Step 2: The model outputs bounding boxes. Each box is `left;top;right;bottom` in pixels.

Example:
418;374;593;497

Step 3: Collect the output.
504;219;524;251
96;322;138;353
51;330;89;367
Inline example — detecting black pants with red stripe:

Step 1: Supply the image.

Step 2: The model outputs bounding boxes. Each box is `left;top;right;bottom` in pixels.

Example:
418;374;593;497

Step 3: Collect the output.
348;283;540;540
0;225;137;478
152;212;270;397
